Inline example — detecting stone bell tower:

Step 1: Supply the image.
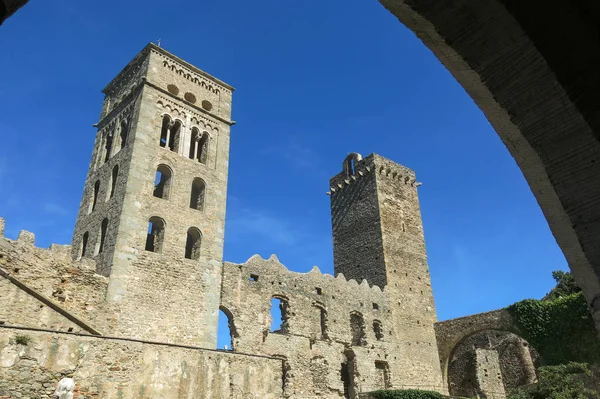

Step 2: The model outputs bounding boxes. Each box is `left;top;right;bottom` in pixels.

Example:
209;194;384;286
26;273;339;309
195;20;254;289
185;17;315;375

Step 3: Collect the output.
71;43;234;347
329;153;445;391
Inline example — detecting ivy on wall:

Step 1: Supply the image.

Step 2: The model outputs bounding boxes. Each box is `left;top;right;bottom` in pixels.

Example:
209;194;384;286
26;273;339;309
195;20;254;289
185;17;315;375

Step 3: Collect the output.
369;389;445;399
507;292;600;365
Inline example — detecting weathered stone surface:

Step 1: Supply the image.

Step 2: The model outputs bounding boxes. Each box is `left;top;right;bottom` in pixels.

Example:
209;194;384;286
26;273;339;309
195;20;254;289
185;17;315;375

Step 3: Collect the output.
0;327;282;399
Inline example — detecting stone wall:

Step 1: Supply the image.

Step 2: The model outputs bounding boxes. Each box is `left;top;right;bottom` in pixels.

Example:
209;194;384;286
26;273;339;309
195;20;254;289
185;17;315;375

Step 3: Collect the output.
0;219;108;334
221;254;399;397
0;326;283;399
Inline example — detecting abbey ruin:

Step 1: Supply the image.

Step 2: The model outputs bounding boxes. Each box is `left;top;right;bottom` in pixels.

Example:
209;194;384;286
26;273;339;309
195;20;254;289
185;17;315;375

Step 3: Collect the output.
0;43;539;398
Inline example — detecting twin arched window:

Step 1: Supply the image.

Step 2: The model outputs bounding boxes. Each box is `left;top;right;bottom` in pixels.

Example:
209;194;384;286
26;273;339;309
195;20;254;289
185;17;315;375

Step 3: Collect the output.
144;217;202;260
159;115;210;164
160;115;182;152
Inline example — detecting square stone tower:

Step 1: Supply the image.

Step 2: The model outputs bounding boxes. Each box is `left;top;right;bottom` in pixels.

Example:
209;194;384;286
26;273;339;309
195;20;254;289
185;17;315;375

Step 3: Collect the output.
329;153;445;391
71;43;234;347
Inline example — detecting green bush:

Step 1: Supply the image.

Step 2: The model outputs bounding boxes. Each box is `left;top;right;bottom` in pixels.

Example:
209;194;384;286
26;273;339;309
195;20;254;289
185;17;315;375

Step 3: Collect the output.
12;334;31;345
507;292;600;365
508;363;600;399
369;389;445;399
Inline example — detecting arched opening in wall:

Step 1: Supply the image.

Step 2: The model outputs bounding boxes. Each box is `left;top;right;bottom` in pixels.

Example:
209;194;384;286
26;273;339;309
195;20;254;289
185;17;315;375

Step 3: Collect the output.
446;329;540;398
89;180;100;214
373;320;383;341
104;132;114;163
96;218;108;255
190;178;206;211
80;232;89;259
340;350;357;399
343;153;362;177
153;165;172;199
120;119;129;148
108;165;118;200
217;306;239;351
314;304;329;340
184;227;202;260
188;128;209;164
159;115;181;151
375;361;391;390
145;217;166;253
270;296;289;334
350;311;366;346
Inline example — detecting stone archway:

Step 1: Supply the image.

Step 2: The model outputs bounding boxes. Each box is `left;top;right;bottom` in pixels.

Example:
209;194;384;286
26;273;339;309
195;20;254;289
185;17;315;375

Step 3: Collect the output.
377;0;600;330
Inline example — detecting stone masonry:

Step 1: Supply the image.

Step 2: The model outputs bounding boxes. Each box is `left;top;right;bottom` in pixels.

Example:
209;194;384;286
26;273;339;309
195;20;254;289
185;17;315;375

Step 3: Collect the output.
0;43;458;397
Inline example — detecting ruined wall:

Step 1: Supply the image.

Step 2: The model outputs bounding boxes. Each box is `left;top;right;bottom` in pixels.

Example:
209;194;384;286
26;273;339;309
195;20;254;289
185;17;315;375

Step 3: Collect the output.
0;326;283;399
221;254;398;398
0;218;108;334
435;310;538;396
474;349;506;399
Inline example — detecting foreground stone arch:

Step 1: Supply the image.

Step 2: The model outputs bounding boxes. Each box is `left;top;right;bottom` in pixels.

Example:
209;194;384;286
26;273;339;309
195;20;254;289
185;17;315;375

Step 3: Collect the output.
378;0;600;329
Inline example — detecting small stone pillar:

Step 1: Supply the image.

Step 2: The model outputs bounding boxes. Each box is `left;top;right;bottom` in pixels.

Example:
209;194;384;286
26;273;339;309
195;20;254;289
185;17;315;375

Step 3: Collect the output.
518;340;537;385
17;230;35;245
0;217;4;236
474;349;506;399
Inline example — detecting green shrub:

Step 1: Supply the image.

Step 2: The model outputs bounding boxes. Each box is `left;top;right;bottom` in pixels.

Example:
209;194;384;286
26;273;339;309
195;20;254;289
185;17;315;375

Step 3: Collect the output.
369;389;445;399
508;362;600;399
507;292;600;365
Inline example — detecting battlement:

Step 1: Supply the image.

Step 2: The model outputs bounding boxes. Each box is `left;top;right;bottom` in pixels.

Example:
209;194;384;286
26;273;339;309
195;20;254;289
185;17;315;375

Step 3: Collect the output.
328;153;421;195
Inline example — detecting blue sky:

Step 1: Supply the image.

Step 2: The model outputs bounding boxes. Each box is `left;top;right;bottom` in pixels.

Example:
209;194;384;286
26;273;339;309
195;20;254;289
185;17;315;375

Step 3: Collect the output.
1;1;567;349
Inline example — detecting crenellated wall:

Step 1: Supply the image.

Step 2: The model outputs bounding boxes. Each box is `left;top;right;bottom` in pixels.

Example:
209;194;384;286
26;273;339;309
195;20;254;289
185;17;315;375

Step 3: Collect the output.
221;254;414;397
0;218;108;334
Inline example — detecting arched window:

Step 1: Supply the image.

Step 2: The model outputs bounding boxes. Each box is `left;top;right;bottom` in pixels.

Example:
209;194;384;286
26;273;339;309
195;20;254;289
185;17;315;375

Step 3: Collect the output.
343;153;363;177
120;119;129;148
97;218;108;254
159;115;181;152
145;217;165;253
189;128;209;164
185;227;202;260
80;232;89;258
153;165;172;199
104;132;114;163
108;165;118;200
89;180;100;214
350;312;367;346
217;306;240;351
270;296;290;334
373;320;383;341
190;178;206;211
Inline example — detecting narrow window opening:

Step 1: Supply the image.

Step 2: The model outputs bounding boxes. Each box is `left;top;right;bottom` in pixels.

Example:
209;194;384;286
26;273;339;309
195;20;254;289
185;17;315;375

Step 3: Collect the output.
97;218;108;254
217;306;239;351
315;305;329;340
80;232;89;258
184;227;202;260
109;165;118;200
104;132;114;163
89;180;100;213
373;303;379;310
197;131;209;164
190;178;206;211
160;115;171;148
153;165;172;199
120;119;129;148
350;312;367;346
270;297;289;334
373;320;384;341
145;217;165;253
250;274;259;282
341;351;356;399
375;361;391;389
169;120;181;152
316;287;322;295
